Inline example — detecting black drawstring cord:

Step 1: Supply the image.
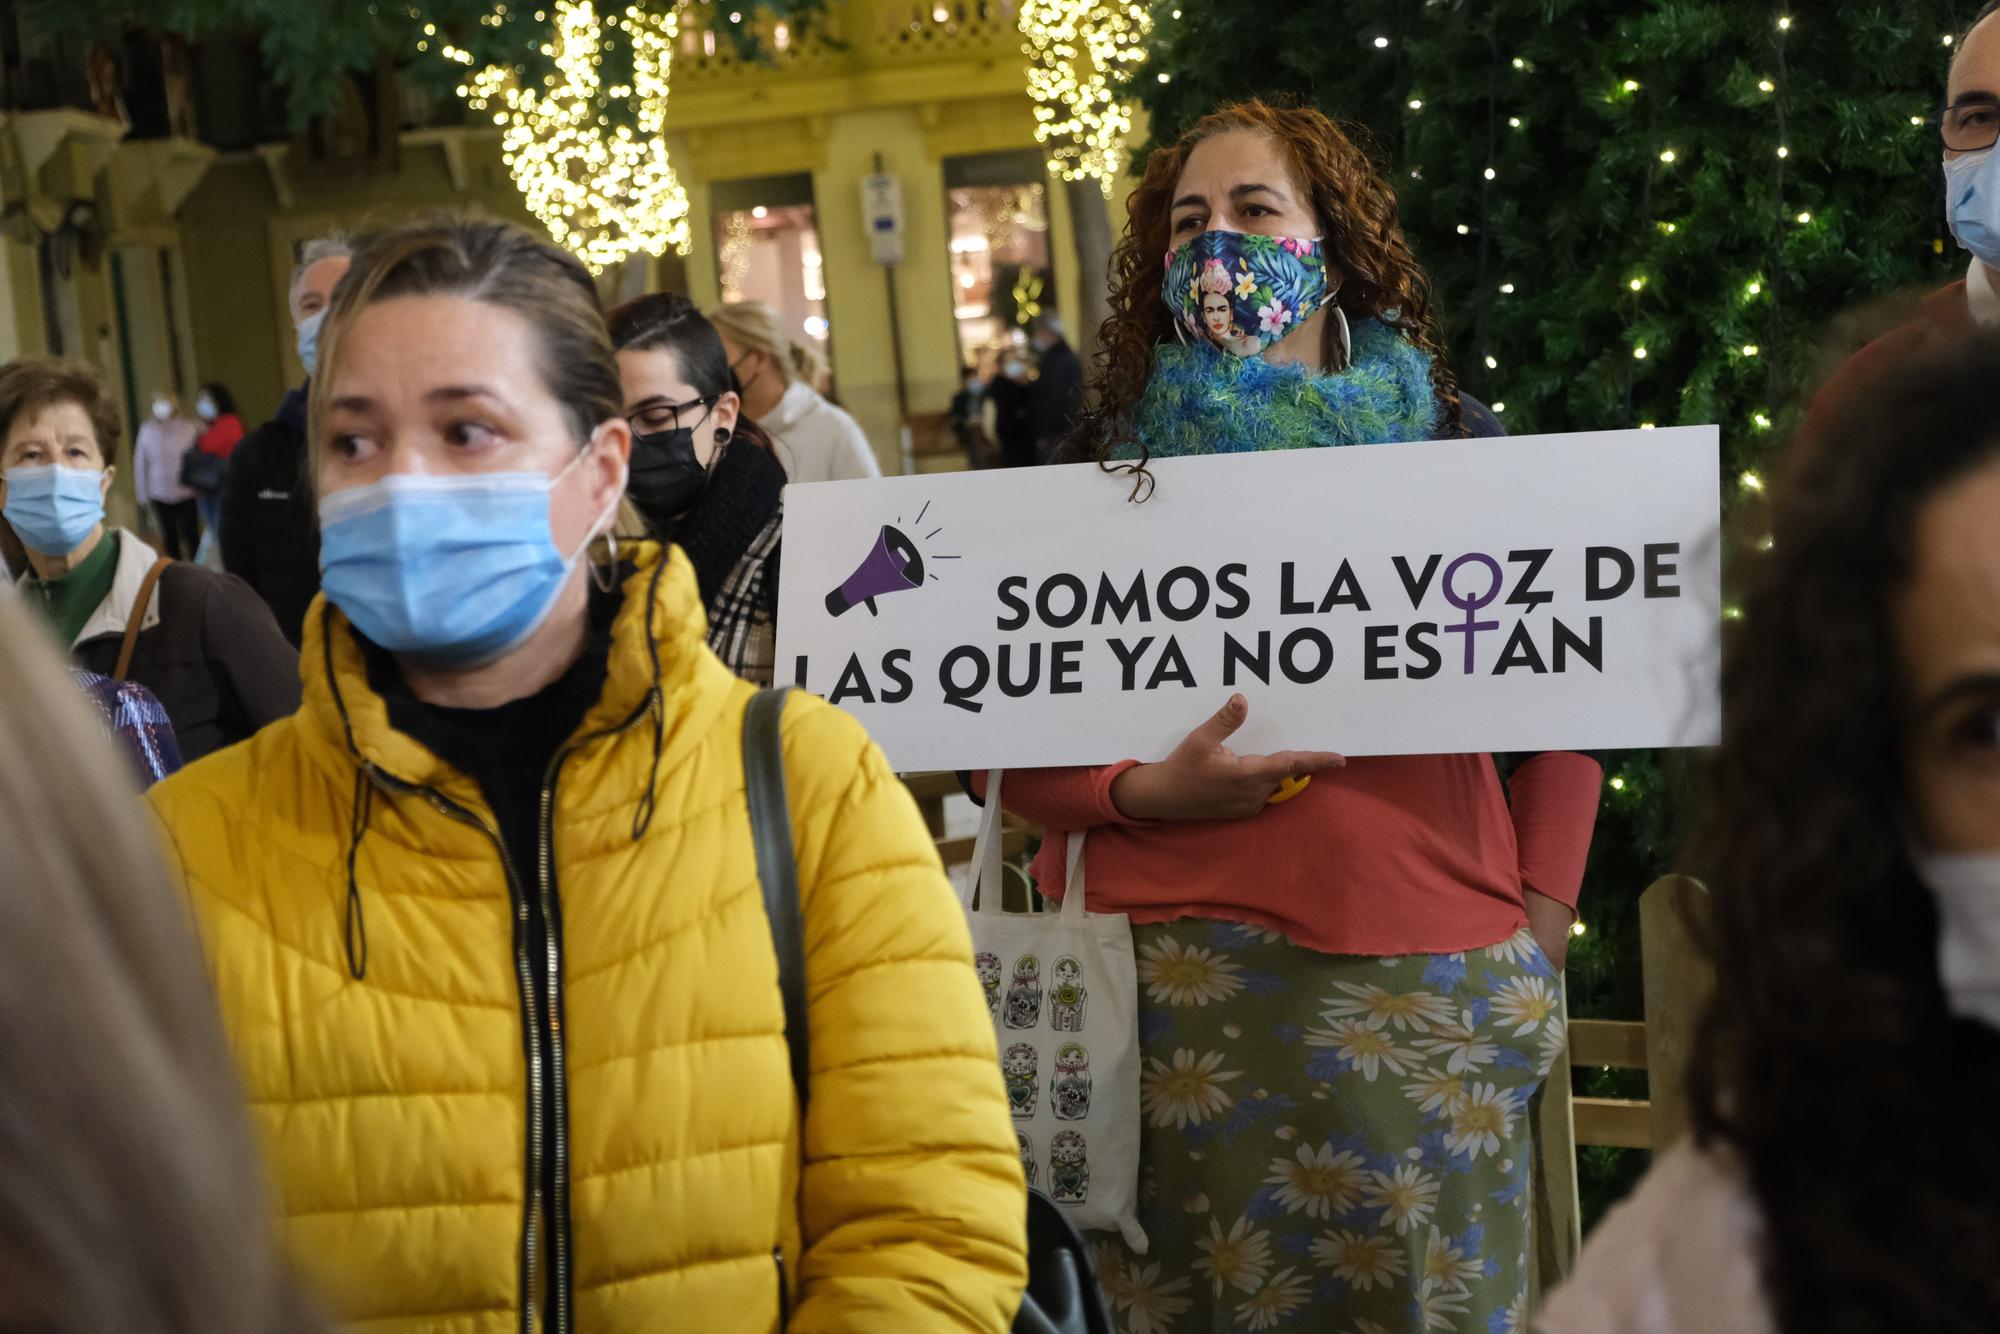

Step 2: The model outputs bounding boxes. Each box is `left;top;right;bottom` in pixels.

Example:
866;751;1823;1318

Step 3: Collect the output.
631;687;665;841
345;768;374;980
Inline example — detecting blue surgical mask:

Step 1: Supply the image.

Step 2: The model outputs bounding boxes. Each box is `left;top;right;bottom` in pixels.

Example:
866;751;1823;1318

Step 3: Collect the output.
317;451;615;668
1947;148;2000;267
3;465;106;557
296;310;327;377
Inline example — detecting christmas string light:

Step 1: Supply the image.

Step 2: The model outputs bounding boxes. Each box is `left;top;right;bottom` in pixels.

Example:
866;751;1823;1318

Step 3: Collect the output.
1020;0;1153;193
454;1;692;272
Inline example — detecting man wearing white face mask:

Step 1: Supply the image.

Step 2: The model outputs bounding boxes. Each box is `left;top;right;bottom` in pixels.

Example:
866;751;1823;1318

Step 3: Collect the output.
1803;0;2000;443
221;230;353;646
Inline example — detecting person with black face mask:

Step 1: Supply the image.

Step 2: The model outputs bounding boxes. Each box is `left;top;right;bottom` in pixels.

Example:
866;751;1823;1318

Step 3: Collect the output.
608;292;787;685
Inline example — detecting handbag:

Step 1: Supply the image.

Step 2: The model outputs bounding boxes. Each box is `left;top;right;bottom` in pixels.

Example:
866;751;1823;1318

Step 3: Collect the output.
180;447;228;493
741;693;1113;1334
963;770;1147;1254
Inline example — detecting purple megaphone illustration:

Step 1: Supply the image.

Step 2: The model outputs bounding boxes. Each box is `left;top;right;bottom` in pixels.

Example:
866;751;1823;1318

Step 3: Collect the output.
825;524;926;617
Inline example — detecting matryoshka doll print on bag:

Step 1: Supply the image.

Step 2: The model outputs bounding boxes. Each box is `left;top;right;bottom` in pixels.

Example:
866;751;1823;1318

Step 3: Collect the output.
958;772;1146;1250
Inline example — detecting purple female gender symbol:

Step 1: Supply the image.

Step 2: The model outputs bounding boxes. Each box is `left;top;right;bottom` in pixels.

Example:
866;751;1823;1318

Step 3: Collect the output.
1442;552;1503;675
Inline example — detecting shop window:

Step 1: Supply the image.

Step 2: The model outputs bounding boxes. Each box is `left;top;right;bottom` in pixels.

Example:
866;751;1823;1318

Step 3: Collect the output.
712;173;830;378
942;151;1054;376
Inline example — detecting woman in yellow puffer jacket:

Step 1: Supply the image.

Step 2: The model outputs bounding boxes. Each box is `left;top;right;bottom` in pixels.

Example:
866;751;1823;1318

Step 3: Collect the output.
146;218;1028;1333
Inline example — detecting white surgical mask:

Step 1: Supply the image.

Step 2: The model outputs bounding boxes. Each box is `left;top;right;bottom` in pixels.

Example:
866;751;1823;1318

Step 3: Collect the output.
151;399;172;421
1910;849;2000;1030
196;395;217;420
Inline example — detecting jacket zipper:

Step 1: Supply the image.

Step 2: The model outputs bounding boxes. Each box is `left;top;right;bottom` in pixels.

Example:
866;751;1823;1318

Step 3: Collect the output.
363;687;657;1334
535;694;657;1334
774;1246;791;1326
365;765;545;1334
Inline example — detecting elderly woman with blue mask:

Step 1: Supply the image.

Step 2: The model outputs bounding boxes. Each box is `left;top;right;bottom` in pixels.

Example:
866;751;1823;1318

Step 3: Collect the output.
0;358;299;761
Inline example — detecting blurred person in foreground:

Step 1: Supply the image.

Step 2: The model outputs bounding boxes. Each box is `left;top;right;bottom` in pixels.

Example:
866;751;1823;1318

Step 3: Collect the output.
148;217;1026;1332
0;593;321;1333
1540;332;2000;1331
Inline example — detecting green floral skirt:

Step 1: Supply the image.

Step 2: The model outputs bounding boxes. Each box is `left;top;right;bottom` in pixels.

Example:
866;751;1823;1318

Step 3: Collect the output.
1093;921;1564;1334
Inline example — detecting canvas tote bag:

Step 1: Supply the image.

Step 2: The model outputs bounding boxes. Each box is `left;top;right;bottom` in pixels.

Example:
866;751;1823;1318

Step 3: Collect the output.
963;771;1147;1252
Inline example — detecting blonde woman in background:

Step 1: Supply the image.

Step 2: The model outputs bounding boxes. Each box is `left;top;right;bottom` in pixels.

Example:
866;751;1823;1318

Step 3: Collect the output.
708;299;882;483
0;593;323;1334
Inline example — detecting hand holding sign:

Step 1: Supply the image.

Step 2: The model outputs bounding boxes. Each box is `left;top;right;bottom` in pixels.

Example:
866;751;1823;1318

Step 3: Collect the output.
1109;694;1346;821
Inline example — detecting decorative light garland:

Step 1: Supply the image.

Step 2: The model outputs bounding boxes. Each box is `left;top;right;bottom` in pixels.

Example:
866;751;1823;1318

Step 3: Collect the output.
450;1;691;273
1020;0;1153;194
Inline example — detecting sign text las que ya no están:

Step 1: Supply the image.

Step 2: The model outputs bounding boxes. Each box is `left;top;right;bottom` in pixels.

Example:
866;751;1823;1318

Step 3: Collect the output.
774;427;1723;773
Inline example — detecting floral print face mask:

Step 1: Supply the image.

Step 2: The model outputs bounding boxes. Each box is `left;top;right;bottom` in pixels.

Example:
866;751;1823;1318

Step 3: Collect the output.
1163;229;1334;358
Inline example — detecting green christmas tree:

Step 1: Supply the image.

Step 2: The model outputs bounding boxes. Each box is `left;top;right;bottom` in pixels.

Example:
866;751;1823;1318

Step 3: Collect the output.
1138;0;1972;1218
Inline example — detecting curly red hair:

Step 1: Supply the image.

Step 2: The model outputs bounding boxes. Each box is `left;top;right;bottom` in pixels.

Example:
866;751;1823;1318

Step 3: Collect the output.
1075;99;1464;483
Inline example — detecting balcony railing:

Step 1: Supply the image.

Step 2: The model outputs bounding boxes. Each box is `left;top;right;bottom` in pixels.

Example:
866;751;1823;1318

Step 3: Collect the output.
674;0;1025;88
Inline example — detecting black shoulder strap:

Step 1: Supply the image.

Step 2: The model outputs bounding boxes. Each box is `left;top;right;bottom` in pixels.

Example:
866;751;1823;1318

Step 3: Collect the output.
744;686;810;1107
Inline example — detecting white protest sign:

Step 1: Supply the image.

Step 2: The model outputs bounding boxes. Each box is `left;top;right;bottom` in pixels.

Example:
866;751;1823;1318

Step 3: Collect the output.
775;427;1722;772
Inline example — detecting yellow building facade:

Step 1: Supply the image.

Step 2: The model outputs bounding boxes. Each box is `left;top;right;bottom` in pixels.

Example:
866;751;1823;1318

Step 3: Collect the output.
0;0;1146;498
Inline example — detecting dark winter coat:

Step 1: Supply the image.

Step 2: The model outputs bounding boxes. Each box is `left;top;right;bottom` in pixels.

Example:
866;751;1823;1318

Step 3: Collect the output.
221;384;320;647
57;529;301;761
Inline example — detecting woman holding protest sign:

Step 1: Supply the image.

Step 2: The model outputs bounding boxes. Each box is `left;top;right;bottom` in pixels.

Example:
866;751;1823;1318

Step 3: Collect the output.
989;100;1600;1332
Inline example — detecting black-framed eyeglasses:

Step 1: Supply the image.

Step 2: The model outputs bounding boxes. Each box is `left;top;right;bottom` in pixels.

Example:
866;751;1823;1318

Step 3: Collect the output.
626;394;718;437
1944;97;2000;153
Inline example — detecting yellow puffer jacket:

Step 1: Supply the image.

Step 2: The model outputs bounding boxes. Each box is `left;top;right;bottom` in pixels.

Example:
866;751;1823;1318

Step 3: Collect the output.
149;542;1027;1332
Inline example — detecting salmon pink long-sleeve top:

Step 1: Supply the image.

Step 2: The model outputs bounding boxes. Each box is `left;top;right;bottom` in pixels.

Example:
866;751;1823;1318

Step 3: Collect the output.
981;752;1601;957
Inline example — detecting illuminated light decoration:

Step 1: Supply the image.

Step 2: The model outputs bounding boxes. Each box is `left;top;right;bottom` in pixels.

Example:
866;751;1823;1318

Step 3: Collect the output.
1912;115;1925;126
1777;15;1792;30
1796;210;1812;224
1632;346;1648;359
1512;56;1526;70
1491;401;1506;413
1409;98;1424;109
1508;116;1522;128
1740;470;1765;492
455;1;692;273
1753;412;1773;430
1456;223;1471;235
1622;79;1640;92
1157;71;1171;82
1659;221;1678;233
1758;79;1775;93
1723;605;1744;621
1484;166;1497;180
1944;32;1955;46
1499;281;1516;293
1742;343;1760;357
1640;421;1656;429
1629;275;1646;290
1746;279;1762;295
1777;145;1790;158
1484;355;1498;369
1570;920;1588;937
1373;35;1390;48
1659;148;1677;163
1021;0;1154;194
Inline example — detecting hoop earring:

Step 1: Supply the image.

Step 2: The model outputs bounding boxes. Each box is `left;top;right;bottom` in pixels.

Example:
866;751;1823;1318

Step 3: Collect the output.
1333;304;1352;371
590;530;618;593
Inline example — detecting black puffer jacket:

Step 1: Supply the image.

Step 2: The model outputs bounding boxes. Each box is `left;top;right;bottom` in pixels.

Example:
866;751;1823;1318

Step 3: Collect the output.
221;384;319;647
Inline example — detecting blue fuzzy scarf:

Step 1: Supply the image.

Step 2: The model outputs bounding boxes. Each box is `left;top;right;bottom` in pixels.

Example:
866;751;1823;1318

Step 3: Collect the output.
1117;318;1439;459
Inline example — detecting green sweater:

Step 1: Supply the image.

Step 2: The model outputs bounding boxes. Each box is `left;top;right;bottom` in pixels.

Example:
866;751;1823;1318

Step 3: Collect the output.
22;531;120;648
